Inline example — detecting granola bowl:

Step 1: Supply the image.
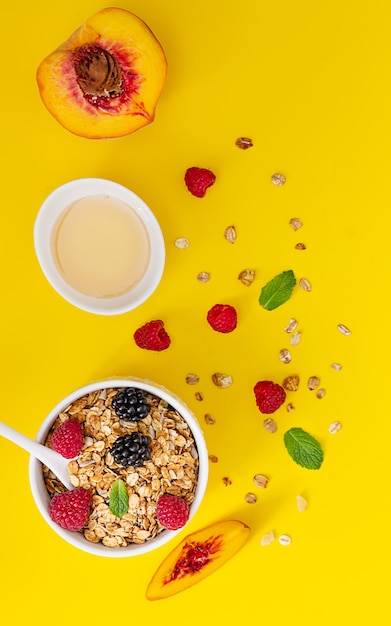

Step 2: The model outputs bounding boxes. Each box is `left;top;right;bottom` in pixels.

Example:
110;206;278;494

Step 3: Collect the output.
29;378;208;557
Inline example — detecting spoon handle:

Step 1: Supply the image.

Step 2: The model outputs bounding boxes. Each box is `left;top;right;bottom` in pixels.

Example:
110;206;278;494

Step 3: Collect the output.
0;421;73;490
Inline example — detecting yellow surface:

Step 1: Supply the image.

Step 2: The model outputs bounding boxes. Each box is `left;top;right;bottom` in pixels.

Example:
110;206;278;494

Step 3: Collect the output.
0;1;389;623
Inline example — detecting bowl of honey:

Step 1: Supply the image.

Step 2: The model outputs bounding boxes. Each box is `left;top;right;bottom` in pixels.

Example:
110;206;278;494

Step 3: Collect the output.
34;178;165;315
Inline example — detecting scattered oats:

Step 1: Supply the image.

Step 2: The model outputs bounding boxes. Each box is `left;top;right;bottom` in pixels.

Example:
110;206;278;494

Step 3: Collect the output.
282;374;300;391
286;403;295;413
331;362;342;371
296;495;308;512
222;476;232;486
174;237;190;249
337;323;352;336
279;348;292;364
271;173;286;186
307;376;320;390
245;493;257;504
238;268;255;286
197;271;211;283
260;530;275;546
289;217;303;230
253;474;269;489
195;392;204;401
224;225;237;243
235;136;253;149
284;318;298;333
204;413;216;425
263;418;277;433
278;534;292;546
295;242;307;250
328;421;342;434
290;331;301;346
208;454;219;463
299;277;312;292
186;373;199;385
316;388;326;399
212;373;233;388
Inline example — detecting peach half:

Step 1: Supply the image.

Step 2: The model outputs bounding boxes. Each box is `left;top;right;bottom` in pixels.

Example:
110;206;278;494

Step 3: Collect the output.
146;520;251;600
37;8;167;139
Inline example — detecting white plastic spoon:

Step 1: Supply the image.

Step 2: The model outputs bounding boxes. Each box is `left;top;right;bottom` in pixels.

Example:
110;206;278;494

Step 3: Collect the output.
0;421;73;490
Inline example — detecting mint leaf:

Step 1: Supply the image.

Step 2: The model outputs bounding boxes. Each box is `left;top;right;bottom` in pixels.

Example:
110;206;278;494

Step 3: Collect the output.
109;479;129;517
283;427;324;470
259;270;296;310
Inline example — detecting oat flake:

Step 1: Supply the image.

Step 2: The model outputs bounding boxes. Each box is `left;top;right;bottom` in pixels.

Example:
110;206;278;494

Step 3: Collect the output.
286;403;295;413
296;495;308;512
197;271;210;283
238;269;255;286
278;534;292;546
299;277;312;292
279;348;292;364
282;374;300;391
224;225;237;243
195;392;204;401
337;323;352;336
328;421;342;434
295;242;306;250
290;331;301;346
245;493;257;504
284;318;298;333
271;173;286;186
263;418;277;433
308;376;320;390
331;362;342;371
174;237;190;249
208;454;219;463
204;413;216;425
289;217;303;230
316;388;326;399
186;373;199;385
235;136;253;149
253;474;269;489
260;530;275;546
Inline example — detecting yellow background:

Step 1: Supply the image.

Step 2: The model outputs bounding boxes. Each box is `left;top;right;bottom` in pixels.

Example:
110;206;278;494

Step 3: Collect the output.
1;1;389;623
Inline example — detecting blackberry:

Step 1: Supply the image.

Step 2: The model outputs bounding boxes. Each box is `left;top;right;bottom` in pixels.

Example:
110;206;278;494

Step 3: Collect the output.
111;388;150;422
110;432;152;467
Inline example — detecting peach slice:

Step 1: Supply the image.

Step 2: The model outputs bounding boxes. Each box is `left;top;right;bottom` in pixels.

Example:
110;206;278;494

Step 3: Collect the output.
36;8;167;139
146;520;250;600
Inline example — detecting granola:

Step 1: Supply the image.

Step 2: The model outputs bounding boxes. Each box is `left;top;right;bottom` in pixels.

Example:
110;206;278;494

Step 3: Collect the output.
42;387;199;548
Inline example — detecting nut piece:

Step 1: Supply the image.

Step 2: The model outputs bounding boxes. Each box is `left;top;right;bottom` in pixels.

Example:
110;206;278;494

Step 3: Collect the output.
222;476;232;486
296;495;308;512
286;403;295;413
282;374;300;391
289;217;303;230
195;392;204;401
337;323;352;336
260;530;275;546
299;277;312;292
212;373;233;388
284;318;298;333
208;454;218;463
235;136;253;149
263;418;277;433
197;271;211;283
253;474;269;489
245;493;257;504
278;534;292;546
328;421;342;434
174;237;190;249
307;376;320;390
224;225;237;243
295;242;306;250
238;269;255;286
279;348;292;364
271;173;286;186
186;373;199;385
204;413;216;425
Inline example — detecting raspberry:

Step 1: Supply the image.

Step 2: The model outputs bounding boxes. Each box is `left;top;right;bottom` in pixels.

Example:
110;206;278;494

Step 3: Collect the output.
254;381;286;414
134;320;171;351
207;304;237;333
48;488;92;531
156;494;190;530
184;167;216;198
50;419;83;459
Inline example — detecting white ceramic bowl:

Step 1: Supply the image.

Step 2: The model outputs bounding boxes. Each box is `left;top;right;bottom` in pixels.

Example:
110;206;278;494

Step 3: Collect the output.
29;378;208;557
33;178;165;315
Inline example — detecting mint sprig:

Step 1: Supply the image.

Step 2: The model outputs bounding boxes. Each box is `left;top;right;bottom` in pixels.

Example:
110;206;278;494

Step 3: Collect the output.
284;427;324;470
109;479;129;518
259;270;296;310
